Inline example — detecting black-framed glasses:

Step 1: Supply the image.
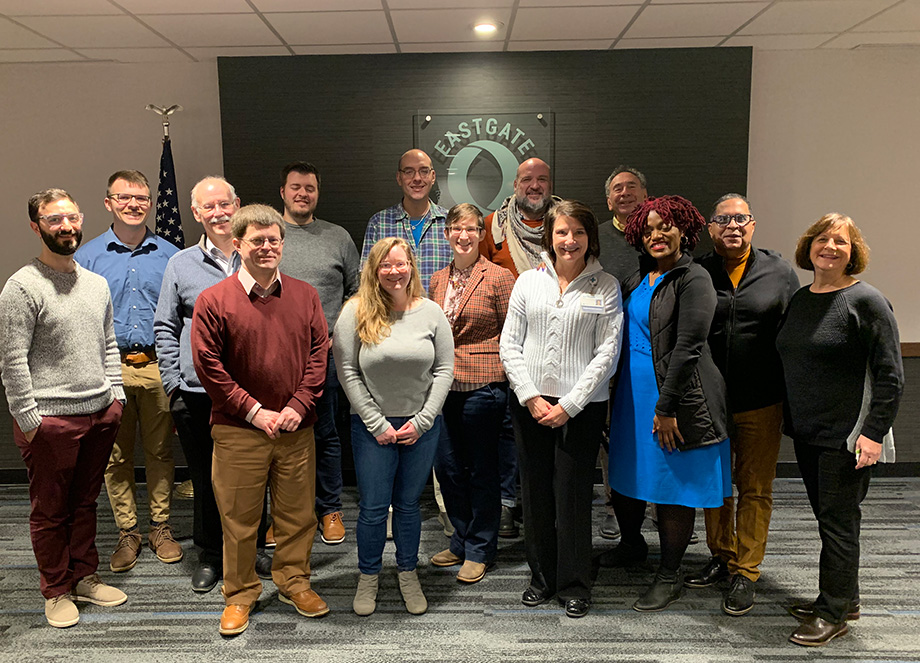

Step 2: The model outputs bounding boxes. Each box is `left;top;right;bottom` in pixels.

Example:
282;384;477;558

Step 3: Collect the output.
107;193;152;206
241;237;282;249
399;167;433;178
711;213;753;227
38;212;83;227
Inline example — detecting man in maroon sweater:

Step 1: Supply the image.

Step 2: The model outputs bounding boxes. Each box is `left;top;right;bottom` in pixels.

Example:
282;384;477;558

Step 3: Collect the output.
191;204;329;636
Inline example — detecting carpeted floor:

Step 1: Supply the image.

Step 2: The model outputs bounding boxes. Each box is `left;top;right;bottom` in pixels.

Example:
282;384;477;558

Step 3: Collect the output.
1;479;919;662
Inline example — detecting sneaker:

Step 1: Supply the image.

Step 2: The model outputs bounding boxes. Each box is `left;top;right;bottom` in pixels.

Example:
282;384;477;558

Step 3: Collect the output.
72;573;127;606
498;505;519;538
320;512;346;545
45;594;79;628
110;528;142;572
148;521;183;564
722;574;755;616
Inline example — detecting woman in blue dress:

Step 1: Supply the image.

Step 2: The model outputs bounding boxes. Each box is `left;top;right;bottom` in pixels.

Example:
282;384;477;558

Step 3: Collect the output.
606;195;731;612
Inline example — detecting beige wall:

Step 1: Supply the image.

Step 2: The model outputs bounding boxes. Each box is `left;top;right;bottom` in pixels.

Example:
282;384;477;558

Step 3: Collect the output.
748;49;920;341
0;61;223;286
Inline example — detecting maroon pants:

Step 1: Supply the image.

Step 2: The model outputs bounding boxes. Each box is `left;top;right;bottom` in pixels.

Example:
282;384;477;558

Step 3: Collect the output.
13;400;122;598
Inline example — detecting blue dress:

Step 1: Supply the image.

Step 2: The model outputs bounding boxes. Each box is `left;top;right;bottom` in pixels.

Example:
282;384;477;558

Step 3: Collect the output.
608;274;731;508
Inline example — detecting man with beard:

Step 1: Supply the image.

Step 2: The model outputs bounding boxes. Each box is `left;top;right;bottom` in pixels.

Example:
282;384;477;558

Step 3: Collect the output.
277;161;359;545
598;165;648;283
76;171;181;574
0;189;127;628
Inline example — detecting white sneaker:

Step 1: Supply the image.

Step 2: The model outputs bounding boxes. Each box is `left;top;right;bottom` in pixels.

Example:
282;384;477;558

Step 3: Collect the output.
45;594;79;628
72;573;127;607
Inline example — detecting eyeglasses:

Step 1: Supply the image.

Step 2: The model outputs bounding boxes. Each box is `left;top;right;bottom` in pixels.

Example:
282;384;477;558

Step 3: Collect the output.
38;213;84;227
241;236;282;249
448;226;481;236
399;167;433;178
107;193;152;207
379;261;409;272
197;200;237;215
711;213;753;227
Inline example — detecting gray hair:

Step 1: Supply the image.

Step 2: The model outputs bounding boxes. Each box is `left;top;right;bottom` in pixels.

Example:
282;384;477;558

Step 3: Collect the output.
710;193;753;219
604;165;648;198
190;176;237;209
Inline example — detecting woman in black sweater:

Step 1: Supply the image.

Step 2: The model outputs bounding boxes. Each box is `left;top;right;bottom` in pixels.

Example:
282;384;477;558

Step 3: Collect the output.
776;213;903;647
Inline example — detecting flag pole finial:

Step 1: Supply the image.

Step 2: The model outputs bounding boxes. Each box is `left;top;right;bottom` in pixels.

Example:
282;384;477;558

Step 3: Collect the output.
145;104;183;139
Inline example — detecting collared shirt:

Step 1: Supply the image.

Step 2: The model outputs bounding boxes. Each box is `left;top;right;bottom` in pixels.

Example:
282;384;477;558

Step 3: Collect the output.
361;200;450;292
75;226;179;350
205;236;236;277
236;265;282;422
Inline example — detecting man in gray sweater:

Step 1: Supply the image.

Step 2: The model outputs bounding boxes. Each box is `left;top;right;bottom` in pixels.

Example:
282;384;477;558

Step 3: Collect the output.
278;161;359;545
0;189;128;628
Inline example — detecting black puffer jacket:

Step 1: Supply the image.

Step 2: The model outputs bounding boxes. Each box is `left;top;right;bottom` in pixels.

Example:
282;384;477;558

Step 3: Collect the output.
621;253;729;450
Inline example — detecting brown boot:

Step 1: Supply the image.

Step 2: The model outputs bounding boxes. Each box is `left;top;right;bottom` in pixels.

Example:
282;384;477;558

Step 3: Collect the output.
219;604;251;636
110;528;142;573
148;521;183;563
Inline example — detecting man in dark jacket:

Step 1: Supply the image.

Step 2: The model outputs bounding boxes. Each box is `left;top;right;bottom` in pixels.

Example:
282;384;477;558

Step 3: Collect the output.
686;194;800;616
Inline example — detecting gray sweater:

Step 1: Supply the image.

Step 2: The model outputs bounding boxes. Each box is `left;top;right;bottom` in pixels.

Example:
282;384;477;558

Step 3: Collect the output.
280;219;360;334
0;259;124;432
333;297;454;437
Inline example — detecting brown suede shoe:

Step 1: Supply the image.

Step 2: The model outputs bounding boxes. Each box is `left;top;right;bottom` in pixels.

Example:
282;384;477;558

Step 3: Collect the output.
430;549;463;567
789;616;849;647
320;512;346;545
110;529;142;573
457;560;487;584
148;521;183;563
279;589;330;617
219;604;251;636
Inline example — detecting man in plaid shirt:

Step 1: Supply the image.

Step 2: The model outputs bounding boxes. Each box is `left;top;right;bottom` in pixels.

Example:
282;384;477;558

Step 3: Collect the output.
361;149;450;291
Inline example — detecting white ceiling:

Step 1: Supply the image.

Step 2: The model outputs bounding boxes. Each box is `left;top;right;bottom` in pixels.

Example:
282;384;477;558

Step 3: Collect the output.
0;0;918;63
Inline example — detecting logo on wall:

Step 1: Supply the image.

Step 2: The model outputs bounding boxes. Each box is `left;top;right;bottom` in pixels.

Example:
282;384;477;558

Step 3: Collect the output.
415;112;554;214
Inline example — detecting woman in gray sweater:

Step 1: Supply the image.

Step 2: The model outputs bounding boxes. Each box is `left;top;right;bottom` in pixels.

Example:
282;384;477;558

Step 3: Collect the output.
333;237;454;617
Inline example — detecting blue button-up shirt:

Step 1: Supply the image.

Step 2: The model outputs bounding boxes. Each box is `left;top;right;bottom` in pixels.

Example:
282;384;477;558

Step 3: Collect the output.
76;226;180;350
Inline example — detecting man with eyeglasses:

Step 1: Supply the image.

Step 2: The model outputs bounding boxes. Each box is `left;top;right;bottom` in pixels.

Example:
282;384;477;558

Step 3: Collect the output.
686;193;800;616
192;204;329;635
599;165;648;283
1;189;127;627
76;170;181;576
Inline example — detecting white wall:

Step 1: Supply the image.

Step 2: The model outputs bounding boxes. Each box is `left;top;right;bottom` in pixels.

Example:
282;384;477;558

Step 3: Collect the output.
748;49;920;341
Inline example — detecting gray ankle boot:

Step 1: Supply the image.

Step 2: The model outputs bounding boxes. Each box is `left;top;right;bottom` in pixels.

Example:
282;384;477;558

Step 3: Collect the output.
353;573;379;616
397;569;428;615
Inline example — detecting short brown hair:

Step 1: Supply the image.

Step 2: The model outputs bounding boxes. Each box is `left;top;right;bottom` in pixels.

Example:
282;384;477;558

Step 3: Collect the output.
231;204;286;240
446;203;484;232
28;188;75;224
794;213;869;275
542;200;601;265
107;170;149;194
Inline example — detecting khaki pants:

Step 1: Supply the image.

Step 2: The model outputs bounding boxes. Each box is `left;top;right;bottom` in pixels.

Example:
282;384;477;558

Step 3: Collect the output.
211;424;317;605
703;403;783;581
105;361;174;530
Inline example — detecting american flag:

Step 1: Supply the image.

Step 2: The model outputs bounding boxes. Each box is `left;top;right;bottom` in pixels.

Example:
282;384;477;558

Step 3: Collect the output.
154;137;185;249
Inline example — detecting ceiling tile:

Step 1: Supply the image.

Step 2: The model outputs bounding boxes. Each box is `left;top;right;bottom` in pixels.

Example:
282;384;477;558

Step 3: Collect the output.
391;8;513;43
290;43;397;54
824;30;920;48
507;39;613;50
15;16;171;47
186;45;293;59
119;0;253;14
726;33;836;49
615;36;722;48
140;13;282;47
0;0;119;15
625;2;768;38
520;0;638;5
265;11;393;45
254;0;382;9
740;0;898;35
650;0;769;3
401;40;505;52
0;48;84;62
389;0;512;7
0;18;59;47
512;6;638;41
853;0;920;32
75;47;193;62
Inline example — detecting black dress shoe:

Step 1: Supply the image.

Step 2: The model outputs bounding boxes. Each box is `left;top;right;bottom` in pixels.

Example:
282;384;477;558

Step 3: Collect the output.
789;615;849;646
499;506;519;539
255;549;273;580
521;587;550;607
633;569;683;612
192;562;221;593
564;598;590;618
598;538;648;568
599;515;621;541
788;599;860;621
683;556;729;588
721;574;755;616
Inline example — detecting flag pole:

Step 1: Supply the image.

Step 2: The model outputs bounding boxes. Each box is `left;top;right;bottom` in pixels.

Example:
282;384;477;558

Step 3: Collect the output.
146;104;186;249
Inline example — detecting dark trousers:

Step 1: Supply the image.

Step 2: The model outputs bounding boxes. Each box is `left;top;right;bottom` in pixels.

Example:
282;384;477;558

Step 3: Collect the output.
436;383;508;564
498;401;519;507
511;395;606;601
14;400;121;598
795;441;871;624
171;390;222;566
314;348;343;518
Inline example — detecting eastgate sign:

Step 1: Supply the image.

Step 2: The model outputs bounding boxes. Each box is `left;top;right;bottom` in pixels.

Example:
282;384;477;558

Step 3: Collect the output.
415;112;554;214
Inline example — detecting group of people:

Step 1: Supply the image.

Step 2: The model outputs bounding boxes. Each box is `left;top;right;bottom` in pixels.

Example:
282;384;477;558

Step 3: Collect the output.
0;148;903;649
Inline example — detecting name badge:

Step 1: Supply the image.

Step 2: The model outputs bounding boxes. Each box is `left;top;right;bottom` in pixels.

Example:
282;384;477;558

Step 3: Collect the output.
580;293;605;314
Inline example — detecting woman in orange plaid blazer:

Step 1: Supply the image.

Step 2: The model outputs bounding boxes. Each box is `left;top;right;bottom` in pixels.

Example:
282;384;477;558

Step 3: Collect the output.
427;203;516;585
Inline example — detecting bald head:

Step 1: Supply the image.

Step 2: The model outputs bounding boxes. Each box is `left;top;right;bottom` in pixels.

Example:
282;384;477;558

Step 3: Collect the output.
514;158;552;219
397;149;436;208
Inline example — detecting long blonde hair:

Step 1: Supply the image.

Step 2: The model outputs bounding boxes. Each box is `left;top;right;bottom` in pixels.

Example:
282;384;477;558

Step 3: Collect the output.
352;237;424;345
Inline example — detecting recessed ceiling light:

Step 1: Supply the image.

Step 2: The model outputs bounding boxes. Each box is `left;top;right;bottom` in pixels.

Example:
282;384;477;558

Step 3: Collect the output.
474;22;499;35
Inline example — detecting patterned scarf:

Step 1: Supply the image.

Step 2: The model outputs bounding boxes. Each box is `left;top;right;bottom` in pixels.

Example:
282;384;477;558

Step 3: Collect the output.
444;262;474;325
489;194;562;275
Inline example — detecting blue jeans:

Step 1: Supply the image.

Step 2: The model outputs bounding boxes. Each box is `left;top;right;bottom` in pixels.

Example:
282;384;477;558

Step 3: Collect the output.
351;414;441;575
436;383;508;564
498;401;519;507
314;348;343;517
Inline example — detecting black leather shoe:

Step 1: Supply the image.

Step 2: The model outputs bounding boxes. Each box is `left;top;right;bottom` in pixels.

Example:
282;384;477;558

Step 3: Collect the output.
788;599;860;621
789;615;849;646
633;569;683;612
599;515;621;541
255;549;273;580
722;574;755;616
499;506;519;539
521;587;550;607
564;598;590;618
598;538;648;568
192;562;221;593
683;556;729;588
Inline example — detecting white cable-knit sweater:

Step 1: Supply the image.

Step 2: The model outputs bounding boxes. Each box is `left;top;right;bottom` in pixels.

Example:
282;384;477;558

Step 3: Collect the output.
499;254;623;417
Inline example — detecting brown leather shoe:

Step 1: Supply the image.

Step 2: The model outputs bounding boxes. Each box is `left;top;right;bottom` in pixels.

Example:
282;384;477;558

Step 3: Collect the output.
148;521;183;563
219;604;251;636
457;560;487;584
279;589;330;617
320;512;346;545
789;615;849;646
788;599;860;621
264;523;276;548
430;549;463;567
110;529;142;572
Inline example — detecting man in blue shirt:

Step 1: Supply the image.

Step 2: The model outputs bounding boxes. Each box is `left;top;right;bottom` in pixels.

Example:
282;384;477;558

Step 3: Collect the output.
76;170;181;574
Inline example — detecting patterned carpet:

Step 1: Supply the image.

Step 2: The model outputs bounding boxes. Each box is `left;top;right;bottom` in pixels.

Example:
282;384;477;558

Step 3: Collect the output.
0;479;918;663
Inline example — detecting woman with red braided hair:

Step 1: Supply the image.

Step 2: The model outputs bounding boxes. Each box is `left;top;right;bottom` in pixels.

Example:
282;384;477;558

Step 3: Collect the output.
604;195;731;612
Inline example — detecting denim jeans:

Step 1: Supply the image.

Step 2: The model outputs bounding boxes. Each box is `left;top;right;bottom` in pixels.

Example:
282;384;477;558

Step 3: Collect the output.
352;414;441;575
498;400;519;508
314;348;343;517
436;383;508;564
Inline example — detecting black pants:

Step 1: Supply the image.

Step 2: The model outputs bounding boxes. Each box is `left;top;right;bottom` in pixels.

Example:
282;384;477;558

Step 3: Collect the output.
511;394;606;601
794;441;871;624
